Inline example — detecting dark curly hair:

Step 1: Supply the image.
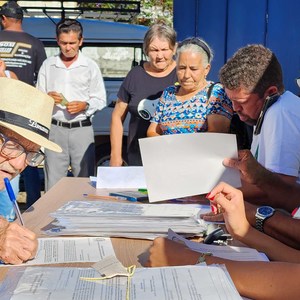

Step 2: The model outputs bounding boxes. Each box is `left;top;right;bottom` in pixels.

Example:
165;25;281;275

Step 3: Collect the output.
219;44;284;97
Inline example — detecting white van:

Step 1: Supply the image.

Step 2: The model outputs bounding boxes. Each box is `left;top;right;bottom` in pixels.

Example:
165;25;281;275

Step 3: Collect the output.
22;17;148;166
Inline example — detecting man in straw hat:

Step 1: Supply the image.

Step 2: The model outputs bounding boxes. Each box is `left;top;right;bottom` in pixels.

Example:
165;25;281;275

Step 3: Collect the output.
0;77;61;264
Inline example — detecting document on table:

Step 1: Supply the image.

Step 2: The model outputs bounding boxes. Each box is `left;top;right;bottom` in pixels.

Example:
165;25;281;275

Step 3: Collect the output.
0;237;115;266
139;133;241;202
96;166;146;189
168;229;269;261
1;265;242;299
46;201;208;239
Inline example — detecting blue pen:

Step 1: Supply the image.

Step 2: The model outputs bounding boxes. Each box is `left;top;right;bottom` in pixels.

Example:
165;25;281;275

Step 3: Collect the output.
4;178;24;226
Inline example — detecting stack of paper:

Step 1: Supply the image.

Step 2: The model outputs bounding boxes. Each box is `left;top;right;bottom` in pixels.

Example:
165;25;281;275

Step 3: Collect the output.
45;201;208;239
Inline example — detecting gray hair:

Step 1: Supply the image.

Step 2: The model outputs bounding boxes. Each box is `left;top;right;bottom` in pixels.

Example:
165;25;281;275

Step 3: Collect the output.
219;44;284;96
143;22;177;55
176;38;213;66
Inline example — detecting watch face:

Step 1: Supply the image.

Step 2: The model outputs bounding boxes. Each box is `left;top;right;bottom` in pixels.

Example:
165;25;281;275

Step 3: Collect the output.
257;206;274;217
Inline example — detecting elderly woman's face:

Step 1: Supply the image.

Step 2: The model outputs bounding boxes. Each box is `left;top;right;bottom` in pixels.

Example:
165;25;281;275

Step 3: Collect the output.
147;37;175;72
177;50;210;93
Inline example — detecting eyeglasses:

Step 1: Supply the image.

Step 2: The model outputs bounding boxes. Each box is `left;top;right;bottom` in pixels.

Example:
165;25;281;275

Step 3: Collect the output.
0;133;45;167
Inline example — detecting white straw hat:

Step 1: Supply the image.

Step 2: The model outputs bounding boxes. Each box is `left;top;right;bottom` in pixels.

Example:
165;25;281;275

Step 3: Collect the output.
0;78;62;152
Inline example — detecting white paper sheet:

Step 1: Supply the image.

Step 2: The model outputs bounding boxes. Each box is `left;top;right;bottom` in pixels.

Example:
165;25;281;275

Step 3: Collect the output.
0;237;115;266
139;133;241;202
2;265;242;300
96;166;147;189
168;229;269;261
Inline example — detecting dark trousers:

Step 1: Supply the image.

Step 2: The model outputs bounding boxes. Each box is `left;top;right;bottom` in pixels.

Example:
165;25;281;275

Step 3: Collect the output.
22;166;41;208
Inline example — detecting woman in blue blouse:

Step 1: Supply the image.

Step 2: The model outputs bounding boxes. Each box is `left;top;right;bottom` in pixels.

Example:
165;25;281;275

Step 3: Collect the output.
147;38;233;136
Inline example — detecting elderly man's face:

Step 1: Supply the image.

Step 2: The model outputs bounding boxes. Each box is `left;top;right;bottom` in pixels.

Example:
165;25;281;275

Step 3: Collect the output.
0;127;40;190
225;87;265;126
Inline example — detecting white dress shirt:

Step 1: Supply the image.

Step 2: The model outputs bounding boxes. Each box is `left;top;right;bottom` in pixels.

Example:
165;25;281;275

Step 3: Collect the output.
37;51;106;122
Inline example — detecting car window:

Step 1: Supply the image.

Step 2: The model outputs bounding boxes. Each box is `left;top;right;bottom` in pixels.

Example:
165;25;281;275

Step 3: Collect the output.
45;46;143;78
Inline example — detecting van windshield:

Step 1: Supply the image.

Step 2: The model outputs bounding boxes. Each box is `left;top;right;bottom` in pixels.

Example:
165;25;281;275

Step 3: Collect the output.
45;45;144;79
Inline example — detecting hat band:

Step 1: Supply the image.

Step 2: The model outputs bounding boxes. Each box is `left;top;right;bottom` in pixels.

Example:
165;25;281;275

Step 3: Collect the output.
0;110;49;138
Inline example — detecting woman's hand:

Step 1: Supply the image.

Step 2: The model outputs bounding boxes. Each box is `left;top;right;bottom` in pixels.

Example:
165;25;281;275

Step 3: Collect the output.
146;237;199;267
207;182;251;239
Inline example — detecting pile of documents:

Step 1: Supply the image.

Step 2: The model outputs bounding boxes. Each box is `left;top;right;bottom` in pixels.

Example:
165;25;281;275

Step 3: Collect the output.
45;200;208;239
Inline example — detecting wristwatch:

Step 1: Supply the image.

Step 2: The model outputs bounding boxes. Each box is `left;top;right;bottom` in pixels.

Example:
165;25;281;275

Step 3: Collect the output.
255;206;275;232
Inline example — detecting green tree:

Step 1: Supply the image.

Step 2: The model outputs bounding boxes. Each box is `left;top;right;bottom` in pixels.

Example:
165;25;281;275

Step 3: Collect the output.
79;0;173;26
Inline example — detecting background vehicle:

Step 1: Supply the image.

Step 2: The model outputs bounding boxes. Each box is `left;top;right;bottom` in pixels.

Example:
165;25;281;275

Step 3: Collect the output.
22;17;148;166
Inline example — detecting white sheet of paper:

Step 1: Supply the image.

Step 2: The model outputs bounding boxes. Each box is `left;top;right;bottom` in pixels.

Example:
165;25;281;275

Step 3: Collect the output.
139;133;241;202
3;265;242;300
96;166;146;189
0;237;115;266
168;229;269;261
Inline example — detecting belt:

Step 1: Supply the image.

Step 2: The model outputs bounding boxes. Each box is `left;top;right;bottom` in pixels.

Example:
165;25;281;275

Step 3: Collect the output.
51;118;91;129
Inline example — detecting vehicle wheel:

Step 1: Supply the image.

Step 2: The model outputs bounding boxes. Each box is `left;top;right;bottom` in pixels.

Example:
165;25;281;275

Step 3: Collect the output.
95;143;128;167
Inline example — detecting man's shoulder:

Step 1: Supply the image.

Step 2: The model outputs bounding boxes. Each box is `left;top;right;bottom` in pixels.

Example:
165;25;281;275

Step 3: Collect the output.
0;30;43;45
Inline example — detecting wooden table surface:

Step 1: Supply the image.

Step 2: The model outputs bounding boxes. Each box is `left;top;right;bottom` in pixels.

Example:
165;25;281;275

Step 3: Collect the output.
0;177;153;282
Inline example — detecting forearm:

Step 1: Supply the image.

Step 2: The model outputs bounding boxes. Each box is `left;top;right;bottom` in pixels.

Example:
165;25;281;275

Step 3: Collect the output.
254;171;300;212
263;212;300;249
236;226;300;263
110;115;124;161
239;180;268;204
206;257;300;300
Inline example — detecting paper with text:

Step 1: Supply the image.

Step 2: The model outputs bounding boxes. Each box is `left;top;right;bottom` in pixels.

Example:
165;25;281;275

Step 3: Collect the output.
2;265;242;299
0;237;115;266
139;133;241;202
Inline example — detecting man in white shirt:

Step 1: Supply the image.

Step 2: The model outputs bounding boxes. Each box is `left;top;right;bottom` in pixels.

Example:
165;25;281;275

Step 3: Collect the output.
37;18;106;190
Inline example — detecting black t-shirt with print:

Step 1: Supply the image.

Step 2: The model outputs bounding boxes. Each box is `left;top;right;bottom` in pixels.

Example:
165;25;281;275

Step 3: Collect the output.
118;63;177;165
0;30;46;85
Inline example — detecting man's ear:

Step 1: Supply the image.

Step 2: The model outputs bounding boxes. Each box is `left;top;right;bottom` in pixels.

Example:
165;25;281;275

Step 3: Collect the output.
264;86;278;97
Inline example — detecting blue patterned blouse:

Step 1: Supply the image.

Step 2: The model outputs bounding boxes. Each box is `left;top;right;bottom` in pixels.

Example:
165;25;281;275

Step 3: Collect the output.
151;82;233;134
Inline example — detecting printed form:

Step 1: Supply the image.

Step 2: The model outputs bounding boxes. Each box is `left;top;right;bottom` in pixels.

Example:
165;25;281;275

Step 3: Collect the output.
1;265;242;299
0;237;115;266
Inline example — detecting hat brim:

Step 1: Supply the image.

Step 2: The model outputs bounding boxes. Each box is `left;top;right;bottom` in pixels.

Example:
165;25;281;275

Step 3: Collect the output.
0;121;62;152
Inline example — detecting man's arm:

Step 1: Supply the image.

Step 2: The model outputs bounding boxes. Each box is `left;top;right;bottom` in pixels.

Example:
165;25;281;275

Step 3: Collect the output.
0;217;37;264
224;149;300;211
84;61;106;116
245;201;300;249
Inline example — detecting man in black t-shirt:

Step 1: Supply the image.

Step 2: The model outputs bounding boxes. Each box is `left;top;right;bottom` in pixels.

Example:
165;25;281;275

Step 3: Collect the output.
0;1;47;207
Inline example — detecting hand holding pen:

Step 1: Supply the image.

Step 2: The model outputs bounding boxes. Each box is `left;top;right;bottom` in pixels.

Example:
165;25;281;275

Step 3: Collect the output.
0;178;37;264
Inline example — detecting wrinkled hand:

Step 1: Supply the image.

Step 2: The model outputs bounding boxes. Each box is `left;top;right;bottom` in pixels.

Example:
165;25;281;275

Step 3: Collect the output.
146;237;199;267
0;218;38;264
48;91;64;105
66;101;87;114
207;182;251;239
223;149;267;185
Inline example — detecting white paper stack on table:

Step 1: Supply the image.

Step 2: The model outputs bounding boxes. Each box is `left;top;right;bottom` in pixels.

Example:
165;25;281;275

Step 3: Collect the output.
45;200;208;240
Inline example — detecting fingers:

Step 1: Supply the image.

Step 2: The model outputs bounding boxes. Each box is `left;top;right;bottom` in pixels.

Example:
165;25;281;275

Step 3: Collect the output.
0;223;38;264
200;211;224;222
208;181;238;199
